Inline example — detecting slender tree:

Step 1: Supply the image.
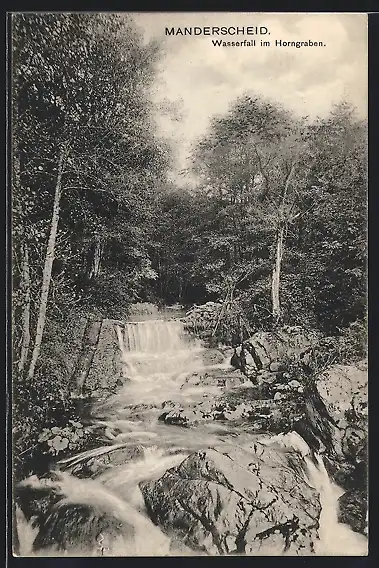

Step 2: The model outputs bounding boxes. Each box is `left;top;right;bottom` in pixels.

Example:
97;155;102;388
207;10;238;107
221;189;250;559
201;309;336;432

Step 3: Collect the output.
191;95;310;324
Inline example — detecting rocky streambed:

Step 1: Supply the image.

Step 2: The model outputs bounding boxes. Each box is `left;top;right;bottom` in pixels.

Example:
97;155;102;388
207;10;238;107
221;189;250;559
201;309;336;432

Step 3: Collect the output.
15;324;368;556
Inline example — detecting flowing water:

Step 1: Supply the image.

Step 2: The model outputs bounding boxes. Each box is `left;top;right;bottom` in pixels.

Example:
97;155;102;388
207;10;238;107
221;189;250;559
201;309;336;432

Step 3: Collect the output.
305;454;368;556
17;317;368;556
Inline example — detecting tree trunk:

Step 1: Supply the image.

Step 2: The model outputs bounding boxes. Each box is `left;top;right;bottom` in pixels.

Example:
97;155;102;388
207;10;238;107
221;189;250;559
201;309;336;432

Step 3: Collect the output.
70;316;103;397
271;225;285;323
270;163;296;324
89;236;102;279
18;242;31;374
27;148;66;381
14;148;31;375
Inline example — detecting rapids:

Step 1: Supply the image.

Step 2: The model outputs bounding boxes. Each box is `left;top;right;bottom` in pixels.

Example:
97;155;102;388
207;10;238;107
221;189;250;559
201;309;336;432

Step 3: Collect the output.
17;316;368;556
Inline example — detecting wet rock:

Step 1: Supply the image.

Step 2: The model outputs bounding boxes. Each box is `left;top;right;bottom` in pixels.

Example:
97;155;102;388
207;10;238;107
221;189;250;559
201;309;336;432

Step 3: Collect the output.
185;373;201;386
159;390;300;431
224;403;252;421
140;444;321;556
196;400;214;417
225;376;245;389
327;460;357;490
198;369;246;388
270;361;286;373
257;371;279;385
337;489;368;535
69;445;146;478
201;349;226;366
17;472;169;556
161;400;180;410
129;403;156;413
222;385;271;404
160;411;190;427
159;407;207;427
341;425;367;463
269;414;300;436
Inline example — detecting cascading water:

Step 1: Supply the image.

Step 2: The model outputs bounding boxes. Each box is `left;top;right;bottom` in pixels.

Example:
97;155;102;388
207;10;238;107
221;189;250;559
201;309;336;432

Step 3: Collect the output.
115;319;204;380
17;317;368;557
262;432;368;556
305;454;368;556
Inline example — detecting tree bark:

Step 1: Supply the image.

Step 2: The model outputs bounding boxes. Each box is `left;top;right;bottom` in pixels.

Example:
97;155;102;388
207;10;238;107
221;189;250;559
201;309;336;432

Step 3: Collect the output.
270;163;296;324
70;316;103;397
18;243;31;374
271;224;285;323
27;147;66;381
14;148;31;375
89;236;102;279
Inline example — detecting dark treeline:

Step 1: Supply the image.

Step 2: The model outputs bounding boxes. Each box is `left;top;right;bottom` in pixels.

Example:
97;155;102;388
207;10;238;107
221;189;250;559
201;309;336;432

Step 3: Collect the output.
11;14;366;479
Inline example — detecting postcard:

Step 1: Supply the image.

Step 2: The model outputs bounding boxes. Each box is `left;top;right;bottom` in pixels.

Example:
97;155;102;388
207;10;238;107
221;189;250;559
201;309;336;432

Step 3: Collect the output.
10;12;368;557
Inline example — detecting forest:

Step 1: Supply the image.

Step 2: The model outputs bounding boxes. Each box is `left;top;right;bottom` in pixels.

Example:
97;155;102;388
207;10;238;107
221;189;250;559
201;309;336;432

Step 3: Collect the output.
12;13;367;493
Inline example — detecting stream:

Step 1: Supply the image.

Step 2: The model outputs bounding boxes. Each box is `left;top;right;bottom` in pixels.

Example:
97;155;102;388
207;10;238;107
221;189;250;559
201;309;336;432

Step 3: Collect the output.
17;315;368;556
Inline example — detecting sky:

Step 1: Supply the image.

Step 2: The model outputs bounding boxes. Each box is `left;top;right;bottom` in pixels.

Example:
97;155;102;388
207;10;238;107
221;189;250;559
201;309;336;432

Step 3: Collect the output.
132;12;368;180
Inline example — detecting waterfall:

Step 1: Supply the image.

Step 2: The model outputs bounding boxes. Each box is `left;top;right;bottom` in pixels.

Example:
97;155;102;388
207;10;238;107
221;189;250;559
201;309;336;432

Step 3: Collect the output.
115;319;203;380
122;320;186;354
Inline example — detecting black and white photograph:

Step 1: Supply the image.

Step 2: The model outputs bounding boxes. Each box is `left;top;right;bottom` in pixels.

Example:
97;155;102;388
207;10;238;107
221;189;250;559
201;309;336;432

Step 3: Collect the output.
10;12;368;557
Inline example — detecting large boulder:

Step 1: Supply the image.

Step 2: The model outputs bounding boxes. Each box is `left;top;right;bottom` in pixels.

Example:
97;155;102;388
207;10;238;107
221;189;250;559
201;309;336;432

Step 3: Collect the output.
315;362;367;463
316;361;367;428
140;444;321;556
337;489;368;535
315;361;368;533
244;327;320;370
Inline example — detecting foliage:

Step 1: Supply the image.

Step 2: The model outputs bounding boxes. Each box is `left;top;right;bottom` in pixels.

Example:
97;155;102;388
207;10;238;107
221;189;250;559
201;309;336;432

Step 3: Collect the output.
183;96;367;334
38;421;96;456
13;364;76;479
12;13;169;345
